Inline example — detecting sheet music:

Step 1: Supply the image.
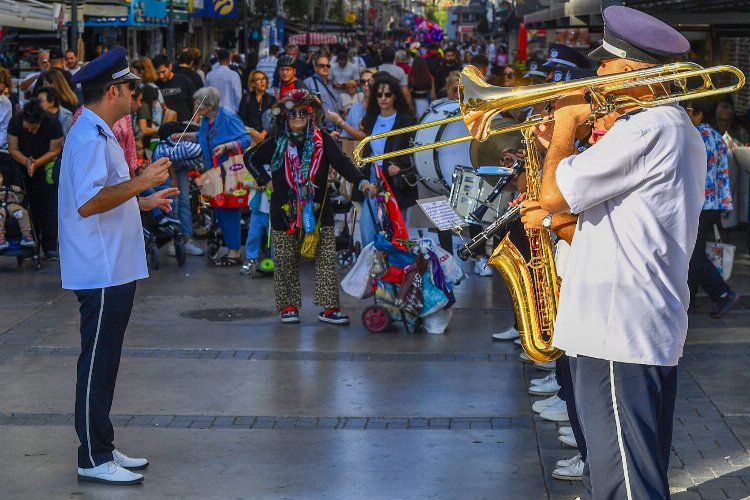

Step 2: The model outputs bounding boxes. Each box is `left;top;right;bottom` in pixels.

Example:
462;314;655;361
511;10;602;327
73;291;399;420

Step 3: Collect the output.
416;196;468;231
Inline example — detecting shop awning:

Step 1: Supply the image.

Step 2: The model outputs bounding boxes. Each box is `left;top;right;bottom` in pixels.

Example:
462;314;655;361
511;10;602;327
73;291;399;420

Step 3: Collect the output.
288;32;339;46
0;0;64;31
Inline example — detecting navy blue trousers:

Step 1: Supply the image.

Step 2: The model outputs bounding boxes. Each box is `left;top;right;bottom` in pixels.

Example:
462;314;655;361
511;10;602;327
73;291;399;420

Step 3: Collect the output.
74;282;136;468
556;354;587;461
570;356;677;500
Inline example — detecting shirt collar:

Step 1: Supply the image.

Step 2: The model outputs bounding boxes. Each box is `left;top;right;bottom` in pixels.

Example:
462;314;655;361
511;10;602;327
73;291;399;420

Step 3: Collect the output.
81;107;115;139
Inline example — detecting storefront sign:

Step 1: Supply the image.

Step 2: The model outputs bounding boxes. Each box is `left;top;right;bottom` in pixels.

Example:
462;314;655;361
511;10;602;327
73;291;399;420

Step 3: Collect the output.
191;0;236;18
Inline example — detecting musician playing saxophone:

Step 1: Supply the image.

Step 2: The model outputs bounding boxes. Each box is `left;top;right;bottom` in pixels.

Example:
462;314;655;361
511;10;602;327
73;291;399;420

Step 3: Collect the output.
534;6;707;499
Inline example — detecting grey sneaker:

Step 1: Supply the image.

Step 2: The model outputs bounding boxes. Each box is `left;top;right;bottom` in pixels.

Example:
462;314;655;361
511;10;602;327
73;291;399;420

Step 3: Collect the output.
240;260;256;275
184;239;205;256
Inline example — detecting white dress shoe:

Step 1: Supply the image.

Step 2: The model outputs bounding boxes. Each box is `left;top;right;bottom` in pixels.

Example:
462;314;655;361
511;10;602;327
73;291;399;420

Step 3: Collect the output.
491;327;520;341
473;257;493;276
513;338;522;346
519;352;533;363
540;399;570;422
552;454;584;481
558;426;574;436
528;374;561;396
77;461;144;485
113;449;149;470
559;433;578;448
530;371;556;386
531;395;562;414
556;453;582;468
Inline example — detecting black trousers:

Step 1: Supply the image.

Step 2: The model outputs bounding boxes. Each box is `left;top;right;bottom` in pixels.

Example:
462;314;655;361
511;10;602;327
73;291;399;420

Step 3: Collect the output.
556;354;587;461
570;356;677;500
25;169;58;253
74;282;136;468
688;209;730;304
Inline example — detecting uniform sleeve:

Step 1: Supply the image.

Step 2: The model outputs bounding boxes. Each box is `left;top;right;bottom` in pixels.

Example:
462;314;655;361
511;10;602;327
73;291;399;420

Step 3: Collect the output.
556;122;647;214
70;139;109;211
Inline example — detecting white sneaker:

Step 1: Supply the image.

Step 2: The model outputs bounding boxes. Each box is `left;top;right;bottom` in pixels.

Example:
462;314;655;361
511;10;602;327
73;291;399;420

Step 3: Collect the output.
558;426;574;436
540;398;569;422
184;239;205;256
519;352;533;363
513;338;522;346
534;360;556;371
473;257;492;276
559;433;578;448
77;461;144;485
491;327;520;341
112;449;149;470
531;395;562;414
556;453;582;468
528;374;560;396
552;454;584;481
530;371;556;386
166;241;176;257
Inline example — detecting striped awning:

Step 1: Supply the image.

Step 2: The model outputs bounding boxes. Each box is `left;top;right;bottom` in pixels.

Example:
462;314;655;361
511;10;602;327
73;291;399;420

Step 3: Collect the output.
288;32;338;46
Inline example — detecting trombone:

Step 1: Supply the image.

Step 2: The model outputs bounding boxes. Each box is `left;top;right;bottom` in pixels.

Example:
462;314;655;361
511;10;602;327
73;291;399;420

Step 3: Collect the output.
352;61;745;166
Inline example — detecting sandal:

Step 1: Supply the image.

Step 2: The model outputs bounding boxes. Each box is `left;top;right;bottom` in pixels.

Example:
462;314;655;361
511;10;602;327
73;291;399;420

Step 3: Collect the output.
215;255;241;267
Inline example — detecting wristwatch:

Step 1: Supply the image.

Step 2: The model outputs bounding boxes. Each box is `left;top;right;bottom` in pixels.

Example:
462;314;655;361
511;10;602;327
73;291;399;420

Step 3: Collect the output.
542;212;553;229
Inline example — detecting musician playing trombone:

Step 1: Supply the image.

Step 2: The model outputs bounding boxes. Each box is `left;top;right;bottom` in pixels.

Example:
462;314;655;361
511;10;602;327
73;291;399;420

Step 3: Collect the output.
532;6;708;499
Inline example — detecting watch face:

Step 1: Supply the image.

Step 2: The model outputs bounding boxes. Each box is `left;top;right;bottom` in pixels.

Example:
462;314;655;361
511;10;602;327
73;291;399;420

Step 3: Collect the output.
543;214;552;228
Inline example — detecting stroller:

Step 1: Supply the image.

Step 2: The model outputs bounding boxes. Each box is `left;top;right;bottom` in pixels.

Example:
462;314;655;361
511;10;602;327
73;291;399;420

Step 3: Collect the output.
141;212;185;270
0;182;41;270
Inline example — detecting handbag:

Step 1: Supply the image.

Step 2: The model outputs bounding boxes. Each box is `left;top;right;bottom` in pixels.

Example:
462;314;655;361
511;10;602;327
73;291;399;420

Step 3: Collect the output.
300;181;329;259
706;224;735;281
195;164;224;205
209;142;251;209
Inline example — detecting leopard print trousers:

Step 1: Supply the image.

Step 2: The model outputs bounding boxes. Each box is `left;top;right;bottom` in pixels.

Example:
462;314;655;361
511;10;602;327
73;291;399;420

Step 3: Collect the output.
272;226;339;312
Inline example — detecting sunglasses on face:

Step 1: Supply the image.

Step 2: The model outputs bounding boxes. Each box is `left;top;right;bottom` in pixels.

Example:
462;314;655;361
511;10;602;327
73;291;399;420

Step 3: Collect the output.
504;72;516;78
317;64;331;69
286;108;310;119
111;80;136;91
377;92;393;99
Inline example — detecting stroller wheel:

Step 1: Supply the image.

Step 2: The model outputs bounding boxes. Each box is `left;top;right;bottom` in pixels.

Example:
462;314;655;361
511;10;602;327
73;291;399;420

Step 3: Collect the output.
207;242;220;261
149;243;160;270
33;254;41;271
174;239;187;266
336;249;355;269
258;257;275;274
193;212;213;239
362;305;391;333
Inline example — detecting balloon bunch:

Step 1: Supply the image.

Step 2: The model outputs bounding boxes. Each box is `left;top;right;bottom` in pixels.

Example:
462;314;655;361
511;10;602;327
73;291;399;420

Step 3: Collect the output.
403;14;444;47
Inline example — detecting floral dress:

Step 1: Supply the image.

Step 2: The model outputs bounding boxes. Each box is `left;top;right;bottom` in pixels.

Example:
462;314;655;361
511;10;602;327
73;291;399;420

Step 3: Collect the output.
697;122;732;211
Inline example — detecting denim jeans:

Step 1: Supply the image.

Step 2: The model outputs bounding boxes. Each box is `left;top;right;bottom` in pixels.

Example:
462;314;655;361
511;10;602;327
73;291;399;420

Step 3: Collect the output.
245;212;270;260
174;168;192;238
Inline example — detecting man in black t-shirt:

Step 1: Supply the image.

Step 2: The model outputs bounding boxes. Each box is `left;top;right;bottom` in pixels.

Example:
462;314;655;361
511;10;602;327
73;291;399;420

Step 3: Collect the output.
174;51;204;91
7;99;63;257
152;54;196;122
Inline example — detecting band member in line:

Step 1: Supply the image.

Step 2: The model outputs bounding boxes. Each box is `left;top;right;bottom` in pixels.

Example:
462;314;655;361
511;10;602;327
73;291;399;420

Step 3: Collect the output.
536;6;706;498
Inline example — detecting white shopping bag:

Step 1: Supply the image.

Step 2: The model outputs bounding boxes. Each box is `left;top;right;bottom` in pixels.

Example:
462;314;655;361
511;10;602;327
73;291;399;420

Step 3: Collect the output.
341;243;376;299
706;224;735;281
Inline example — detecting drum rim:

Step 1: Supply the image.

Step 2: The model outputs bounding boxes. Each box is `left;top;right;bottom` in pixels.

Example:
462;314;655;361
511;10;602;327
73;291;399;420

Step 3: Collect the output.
411;101;466;195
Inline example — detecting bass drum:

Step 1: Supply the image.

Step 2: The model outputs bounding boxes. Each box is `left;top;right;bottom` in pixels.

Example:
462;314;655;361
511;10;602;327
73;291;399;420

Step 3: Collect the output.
411;99;472;195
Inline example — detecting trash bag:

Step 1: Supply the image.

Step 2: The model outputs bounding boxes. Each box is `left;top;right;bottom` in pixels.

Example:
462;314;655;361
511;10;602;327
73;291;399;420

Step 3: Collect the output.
424;308;453;334
341;243;377;299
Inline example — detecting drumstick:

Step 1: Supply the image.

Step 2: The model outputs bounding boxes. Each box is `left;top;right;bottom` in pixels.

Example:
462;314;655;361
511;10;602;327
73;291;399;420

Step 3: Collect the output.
169;95;207;158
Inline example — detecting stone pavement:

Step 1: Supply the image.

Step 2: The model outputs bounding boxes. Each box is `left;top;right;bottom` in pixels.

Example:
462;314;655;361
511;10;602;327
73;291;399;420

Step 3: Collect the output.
0;232;749;499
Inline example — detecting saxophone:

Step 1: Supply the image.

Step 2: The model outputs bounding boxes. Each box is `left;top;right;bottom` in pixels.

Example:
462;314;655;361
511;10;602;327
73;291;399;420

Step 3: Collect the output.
487;126;563;363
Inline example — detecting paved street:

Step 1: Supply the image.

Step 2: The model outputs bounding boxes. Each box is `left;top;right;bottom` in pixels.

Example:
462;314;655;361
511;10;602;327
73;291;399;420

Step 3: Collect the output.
1;234;749;500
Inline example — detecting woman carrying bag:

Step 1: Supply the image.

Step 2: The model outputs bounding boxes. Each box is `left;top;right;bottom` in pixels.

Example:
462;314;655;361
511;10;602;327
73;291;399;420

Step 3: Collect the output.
245;89;376;325
176;86;251;266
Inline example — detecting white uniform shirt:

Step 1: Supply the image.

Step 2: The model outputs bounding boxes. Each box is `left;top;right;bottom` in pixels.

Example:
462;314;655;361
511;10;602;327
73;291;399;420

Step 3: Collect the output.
553;105;706;366
58;108;148;290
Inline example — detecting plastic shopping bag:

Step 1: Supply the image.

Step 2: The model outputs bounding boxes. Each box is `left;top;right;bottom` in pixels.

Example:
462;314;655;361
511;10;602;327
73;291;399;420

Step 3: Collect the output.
432;245;465;284
706;225;735;281
420;270;449;317
341;243;377;299
424;308;453;335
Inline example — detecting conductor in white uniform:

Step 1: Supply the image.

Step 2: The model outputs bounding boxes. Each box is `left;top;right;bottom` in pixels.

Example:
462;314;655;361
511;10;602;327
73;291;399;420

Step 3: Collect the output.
58;47;178;486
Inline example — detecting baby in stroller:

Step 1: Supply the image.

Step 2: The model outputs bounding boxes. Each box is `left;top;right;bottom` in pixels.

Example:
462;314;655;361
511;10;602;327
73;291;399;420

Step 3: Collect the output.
0;170;35;251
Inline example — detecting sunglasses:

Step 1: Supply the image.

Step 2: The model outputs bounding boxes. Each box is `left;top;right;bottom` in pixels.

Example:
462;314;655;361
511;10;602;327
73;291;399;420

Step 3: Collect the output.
360;79;372;85
377;92;393;99
111;80;136;91
317;64;331;68
504;72;516;78
286;108;310;119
